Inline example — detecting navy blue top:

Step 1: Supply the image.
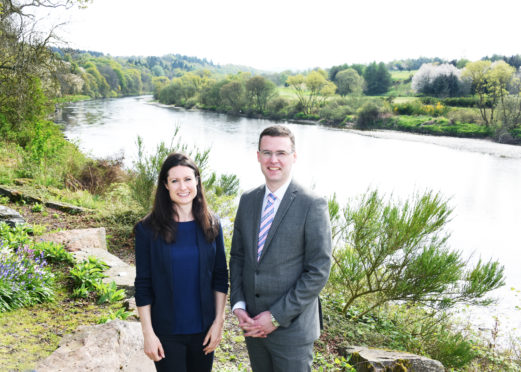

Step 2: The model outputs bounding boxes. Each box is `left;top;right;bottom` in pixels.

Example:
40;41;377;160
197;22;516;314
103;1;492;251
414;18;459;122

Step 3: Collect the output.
171;221;202;334
134;220;228;337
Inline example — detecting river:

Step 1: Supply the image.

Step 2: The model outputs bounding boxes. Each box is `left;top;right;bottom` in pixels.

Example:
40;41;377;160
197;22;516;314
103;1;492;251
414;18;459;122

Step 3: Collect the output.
57;95;521;342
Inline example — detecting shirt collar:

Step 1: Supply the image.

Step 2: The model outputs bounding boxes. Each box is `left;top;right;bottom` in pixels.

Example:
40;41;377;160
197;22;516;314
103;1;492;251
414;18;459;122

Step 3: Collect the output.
264;179;291;201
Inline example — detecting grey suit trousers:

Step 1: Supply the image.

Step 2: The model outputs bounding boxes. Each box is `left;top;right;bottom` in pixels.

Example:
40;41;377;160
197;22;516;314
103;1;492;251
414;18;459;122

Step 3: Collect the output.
245;337;314;372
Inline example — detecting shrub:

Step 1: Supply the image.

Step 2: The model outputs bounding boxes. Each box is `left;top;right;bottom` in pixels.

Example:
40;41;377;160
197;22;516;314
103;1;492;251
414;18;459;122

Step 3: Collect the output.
412;63;468;97
392;101;448;116
328;190;504;318
356;102;382;129
447;108;484;125
0;244;54;312
33;241;75;265
76;157;127;195
319;99;355;124
442;96;484;108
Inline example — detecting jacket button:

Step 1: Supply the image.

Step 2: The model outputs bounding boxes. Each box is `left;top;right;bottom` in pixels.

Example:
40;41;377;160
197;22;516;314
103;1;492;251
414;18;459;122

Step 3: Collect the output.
255;294;260;298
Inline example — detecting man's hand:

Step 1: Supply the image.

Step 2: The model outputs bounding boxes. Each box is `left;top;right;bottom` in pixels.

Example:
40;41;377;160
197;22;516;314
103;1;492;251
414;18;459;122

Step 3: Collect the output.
233;308;266;338
252;311;277;336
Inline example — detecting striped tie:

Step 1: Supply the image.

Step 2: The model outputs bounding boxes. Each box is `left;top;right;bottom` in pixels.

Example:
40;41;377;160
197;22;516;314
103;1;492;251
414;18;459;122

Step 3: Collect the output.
257;193;276;261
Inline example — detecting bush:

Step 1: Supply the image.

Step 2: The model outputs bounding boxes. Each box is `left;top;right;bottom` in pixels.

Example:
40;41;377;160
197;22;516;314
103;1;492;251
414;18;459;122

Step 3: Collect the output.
392;101;448;116
0;223;56;312
386;115;491;138
356;102;382;129
294;112;319;120
447;108;484;125
319;99;355;124
442;96;484;108
76;157;127;195
328;190;504;317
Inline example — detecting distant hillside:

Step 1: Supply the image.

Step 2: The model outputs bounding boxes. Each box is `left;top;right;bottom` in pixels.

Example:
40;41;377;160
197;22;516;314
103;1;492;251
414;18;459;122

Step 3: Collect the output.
53;48;265;78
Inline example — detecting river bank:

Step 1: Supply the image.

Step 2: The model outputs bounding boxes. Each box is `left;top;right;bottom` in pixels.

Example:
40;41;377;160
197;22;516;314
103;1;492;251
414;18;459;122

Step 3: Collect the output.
148;97;521;160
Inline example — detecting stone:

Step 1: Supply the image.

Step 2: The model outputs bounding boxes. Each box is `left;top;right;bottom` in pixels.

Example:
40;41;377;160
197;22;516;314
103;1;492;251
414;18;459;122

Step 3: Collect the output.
0;205;25;227
36;320;154;372
0;185;86;214
38;227;107;252
343;345;444;372
37;227;136;295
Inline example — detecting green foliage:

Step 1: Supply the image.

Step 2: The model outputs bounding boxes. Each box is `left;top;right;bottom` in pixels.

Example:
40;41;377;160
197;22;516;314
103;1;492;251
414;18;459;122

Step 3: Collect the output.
98;306;133;324
95;281;125;304
385;115;491;138
462;60;516;126
31;203;44;213
356;102;383;129
69;256;109;293
319;98;355;125
33;241;75;265
245;75;277;113
287;70;336;114
220;80;246;113
429;330;478;368
0;224;55;312
446;108;484;125
204;173;240;197
328;190;504;318
364;62;392;95
392;101;448;116
334;68;364;96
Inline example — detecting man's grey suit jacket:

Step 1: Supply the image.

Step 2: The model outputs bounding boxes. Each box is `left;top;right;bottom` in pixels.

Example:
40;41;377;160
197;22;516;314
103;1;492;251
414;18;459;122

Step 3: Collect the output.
230;181;332;345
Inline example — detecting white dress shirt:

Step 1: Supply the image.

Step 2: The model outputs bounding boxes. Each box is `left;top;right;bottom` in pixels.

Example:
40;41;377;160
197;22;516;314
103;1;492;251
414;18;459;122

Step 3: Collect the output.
232;179;292;313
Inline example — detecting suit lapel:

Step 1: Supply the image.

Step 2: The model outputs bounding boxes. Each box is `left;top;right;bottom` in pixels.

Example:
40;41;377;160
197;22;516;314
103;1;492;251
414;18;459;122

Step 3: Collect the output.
258;182;298;263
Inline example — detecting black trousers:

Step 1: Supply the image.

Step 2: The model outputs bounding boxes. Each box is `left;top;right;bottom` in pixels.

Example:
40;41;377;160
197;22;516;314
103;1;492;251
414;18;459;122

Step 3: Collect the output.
155;332;213;372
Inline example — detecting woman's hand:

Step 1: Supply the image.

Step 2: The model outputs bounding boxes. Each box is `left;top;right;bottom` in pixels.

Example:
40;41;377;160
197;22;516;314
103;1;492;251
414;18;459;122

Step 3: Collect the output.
143;331;165;361
202;319;224;355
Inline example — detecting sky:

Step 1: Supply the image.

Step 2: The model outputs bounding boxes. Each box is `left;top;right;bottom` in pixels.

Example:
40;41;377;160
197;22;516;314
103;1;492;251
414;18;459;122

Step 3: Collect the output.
34;0;521;72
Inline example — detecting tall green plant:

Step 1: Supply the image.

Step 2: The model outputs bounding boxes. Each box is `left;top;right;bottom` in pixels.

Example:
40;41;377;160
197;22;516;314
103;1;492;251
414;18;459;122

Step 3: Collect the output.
328;190;504;318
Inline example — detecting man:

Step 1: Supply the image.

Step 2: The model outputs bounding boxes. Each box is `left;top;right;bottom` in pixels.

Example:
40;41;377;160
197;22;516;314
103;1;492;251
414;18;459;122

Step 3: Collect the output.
230;125;332;371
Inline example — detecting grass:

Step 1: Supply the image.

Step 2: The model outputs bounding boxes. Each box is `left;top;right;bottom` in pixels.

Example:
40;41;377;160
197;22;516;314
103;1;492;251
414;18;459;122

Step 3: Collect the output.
0;269;120;371
277;86;299;99
383;115;491;138
390;70;417;81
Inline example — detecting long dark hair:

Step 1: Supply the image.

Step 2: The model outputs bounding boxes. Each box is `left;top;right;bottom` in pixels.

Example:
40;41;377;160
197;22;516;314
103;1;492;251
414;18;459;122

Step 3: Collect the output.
137;152;218;243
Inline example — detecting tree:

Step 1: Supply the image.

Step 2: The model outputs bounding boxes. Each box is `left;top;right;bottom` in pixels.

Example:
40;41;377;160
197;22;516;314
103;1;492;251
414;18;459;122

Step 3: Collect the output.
287;69;336;114
1;0;90;125
363;62;392;95
219;80;245;113
412;63;467;97
462;60;516;126
334;68;364;96
245;75;276;113
328;191;504;319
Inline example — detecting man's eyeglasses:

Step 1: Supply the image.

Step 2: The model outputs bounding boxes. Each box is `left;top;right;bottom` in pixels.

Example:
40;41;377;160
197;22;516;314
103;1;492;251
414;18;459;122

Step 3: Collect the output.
259;150;294;159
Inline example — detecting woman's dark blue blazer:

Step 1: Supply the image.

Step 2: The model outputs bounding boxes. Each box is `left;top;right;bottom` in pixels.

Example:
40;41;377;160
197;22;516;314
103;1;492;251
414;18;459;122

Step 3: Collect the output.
134;221;228;336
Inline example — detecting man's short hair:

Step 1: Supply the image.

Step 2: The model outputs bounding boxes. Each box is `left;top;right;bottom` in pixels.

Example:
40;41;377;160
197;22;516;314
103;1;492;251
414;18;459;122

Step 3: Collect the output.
258;125;295;152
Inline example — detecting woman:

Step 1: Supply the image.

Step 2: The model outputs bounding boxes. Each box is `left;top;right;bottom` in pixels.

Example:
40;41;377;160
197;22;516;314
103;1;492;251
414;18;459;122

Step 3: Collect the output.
134;153;228;372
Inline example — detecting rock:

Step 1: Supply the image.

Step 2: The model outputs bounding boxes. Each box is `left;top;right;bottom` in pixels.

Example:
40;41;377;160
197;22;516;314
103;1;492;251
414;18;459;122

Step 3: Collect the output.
343;345;444;372
36;320;154;372
44;201;86;215
38;227;107;252
0;205;25;227
37;228;136;295
0;185;87;214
